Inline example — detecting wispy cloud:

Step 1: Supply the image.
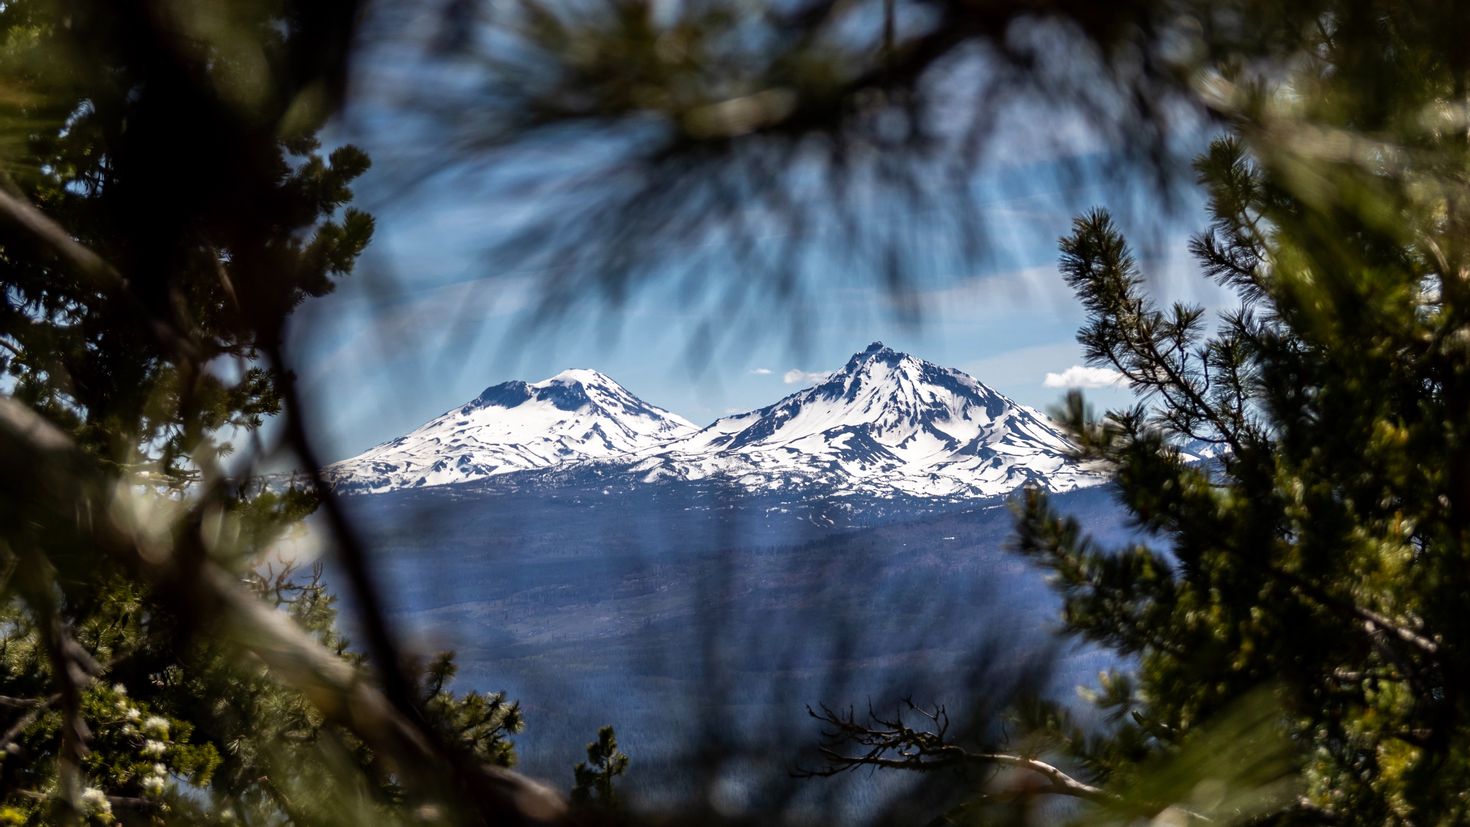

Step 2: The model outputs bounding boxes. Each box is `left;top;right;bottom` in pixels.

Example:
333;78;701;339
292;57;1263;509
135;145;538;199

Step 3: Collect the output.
749;367;773;375
887;264;1075;322
783;369;831;385
886;234;1233;325
1043;365;1126;389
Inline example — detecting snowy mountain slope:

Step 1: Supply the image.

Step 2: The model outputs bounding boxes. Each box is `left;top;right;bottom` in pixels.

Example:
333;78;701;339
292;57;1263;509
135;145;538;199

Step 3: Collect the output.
325;370;697;493
325;343;1106;498
630;342;1101;497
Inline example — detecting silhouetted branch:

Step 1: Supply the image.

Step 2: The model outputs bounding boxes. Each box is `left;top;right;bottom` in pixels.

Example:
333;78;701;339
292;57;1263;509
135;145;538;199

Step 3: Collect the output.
797;699;1112;804
0;189;124;292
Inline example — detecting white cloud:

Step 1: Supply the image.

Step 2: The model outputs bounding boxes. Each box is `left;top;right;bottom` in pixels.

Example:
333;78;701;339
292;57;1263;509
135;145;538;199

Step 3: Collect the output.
1043;365;1126;389
749;367;773;375
783;369;831;385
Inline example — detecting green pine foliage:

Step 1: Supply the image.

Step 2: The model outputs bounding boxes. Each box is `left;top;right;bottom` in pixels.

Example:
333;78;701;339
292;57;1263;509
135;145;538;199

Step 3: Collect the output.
990;6;1470;822
0;1;534;822
571;726;628;811
7;0;1470;823
0;549;534;824
1014;125;1470;821
806;6;1470;822
421;652;525;771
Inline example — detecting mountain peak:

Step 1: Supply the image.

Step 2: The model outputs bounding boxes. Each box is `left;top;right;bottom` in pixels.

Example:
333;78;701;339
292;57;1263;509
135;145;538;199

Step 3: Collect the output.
854;341;900;362
326;369;696;493
640;343;1098;498
841;341;905;372
545;368;611;385
470;369;631;413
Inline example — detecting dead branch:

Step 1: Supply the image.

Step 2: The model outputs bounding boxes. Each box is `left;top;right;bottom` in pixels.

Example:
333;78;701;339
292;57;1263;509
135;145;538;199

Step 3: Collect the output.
796;699;1113;804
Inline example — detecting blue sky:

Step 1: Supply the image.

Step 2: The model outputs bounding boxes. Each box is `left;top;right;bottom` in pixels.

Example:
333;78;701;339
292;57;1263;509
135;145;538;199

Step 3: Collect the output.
287;146;1231;463
286;28;1233;463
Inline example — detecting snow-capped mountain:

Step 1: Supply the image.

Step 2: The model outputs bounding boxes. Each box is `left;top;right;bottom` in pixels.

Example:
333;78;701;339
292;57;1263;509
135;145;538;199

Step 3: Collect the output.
630;342;1099;497
326;344;1105;498
325;369;697;493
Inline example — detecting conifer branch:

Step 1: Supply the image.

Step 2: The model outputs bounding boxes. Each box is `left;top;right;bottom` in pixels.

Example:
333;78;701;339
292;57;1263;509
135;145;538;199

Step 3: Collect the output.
0;189;124;292
0;396;568;826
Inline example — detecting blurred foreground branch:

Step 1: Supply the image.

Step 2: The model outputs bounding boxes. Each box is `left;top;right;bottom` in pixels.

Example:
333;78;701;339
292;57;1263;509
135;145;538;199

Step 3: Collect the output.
0;396;566;825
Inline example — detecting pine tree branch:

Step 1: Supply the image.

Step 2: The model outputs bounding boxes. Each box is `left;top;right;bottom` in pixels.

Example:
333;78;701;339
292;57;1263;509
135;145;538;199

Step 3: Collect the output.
1268;565;1439;657
0;692;62;753
37;610;93;822
0;188;124;292
0;694;54;708
0;396;568;826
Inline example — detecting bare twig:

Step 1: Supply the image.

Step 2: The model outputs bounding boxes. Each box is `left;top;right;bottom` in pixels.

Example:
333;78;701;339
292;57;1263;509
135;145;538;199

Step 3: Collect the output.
797;700;1114;804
